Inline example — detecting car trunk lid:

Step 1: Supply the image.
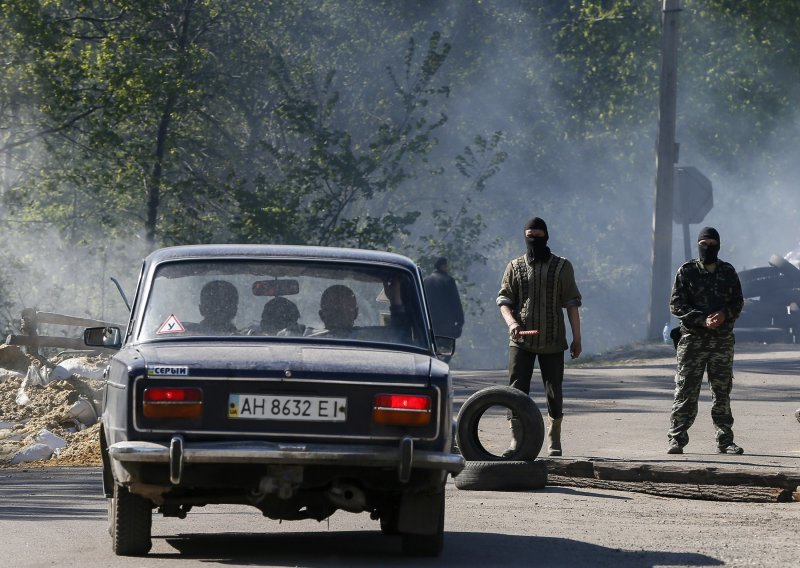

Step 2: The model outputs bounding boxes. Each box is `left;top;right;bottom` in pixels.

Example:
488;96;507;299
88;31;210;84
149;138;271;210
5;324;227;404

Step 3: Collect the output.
131;343;441;443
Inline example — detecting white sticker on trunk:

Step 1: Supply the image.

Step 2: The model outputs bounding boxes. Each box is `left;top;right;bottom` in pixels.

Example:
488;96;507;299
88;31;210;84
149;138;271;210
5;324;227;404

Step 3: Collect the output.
148;366;189;376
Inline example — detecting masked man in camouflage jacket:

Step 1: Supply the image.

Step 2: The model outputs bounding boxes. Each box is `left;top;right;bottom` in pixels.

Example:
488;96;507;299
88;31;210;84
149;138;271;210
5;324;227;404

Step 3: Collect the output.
667;226;744;455
497;217;582;457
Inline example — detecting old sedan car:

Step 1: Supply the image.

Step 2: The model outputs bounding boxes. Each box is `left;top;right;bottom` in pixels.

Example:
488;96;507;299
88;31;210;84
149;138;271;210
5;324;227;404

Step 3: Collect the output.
85;244;464;557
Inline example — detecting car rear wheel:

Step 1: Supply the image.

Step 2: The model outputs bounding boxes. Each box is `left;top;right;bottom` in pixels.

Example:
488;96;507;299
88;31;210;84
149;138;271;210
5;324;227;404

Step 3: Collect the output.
107;498;114;537
111;483;153;556
400;490;444;557
379;502;400;535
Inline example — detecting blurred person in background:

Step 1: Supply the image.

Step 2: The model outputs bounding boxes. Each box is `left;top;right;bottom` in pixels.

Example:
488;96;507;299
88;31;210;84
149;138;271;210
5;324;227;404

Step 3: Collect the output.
423;257;464;364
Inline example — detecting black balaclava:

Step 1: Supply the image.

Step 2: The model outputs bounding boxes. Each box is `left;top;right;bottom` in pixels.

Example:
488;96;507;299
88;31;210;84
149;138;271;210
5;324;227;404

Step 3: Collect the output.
524;217;551;262
697;226;720;265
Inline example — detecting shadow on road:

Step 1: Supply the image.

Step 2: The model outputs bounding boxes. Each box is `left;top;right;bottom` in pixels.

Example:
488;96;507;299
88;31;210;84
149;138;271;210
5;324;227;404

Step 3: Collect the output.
0;468;105;521
161;530;722;567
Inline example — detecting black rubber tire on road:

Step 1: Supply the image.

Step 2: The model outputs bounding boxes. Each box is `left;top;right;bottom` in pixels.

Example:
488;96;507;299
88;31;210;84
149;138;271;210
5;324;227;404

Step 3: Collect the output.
111;484;153;556
454;460;548;491
400;490;445;557
456;385;544;461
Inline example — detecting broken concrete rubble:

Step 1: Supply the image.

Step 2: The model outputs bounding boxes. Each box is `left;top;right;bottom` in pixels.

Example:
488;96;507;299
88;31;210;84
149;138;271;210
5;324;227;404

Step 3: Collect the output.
0;350;107;467
10;429;68;464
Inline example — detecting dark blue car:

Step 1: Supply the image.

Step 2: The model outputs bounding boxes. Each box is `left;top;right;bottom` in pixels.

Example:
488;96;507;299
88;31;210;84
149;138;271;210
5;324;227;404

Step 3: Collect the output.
86;244;463;557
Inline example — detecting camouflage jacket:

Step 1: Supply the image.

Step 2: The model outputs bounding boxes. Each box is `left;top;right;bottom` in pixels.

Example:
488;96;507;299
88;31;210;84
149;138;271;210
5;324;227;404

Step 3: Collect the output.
497;253;582;353
670;259;743;336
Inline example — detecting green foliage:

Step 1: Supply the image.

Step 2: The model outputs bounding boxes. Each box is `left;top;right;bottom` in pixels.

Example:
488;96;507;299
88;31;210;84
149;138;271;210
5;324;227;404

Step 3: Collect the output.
233;32;451;249
412;131;506;316
2;0;800;365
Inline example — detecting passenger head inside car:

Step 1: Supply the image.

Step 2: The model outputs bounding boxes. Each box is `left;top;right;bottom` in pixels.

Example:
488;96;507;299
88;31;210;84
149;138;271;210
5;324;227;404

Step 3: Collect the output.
319;284;358;336
197;280;239;333
261;296;303;335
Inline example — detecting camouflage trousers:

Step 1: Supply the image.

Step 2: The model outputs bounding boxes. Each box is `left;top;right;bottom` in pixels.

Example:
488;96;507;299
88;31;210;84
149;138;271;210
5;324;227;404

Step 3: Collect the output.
668;333;735;448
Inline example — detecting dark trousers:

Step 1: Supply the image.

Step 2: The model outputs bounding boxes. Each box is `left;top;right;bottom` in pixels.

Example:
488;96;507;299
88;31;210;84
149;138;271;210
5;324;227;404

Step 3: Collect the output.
508;345;564;419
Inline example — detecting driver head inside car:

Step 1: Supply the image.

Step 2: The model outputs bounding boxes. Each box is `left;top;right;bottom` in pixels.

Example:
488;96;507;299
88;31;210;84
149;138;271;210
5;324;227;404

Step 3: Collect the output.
318;284;358;337
197;280;239;333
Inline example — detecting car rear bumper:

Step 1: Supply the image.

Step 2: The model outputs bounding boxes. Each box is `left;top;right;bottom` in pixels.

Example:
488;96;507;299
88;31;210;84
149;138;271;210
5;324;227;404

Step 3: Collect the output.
109;435;464;485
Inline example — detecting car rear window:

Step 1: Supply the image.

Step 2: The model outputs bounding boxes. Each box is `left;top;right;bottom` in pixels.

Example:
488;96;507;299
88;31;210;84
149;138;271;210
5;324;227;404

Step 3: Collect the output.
137;259;428;350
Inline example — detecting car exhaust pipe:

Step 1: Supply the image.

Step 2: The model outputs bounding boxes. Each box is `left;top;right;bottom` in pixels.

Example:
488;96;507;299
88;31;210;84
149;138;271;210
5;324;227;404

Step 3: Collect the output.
326;482;367;512
250;466;304;503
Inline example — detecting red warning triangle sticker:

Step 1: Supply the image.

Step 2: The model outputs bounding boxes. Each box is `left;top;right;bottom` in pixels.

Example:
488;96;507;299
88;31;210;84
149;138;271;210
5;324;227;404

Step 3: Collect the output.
157;314;186;334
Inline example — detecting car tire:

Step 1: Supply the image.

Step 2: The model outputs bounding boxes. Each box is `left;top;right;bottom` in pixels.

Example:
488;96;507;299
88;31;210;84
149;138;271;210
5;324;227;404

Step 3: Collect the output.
380;516;399;536
454;460;548;491
107;498;114;537
379;502;399;535
111;484;152;556
400;490;444;557
456;386;544;461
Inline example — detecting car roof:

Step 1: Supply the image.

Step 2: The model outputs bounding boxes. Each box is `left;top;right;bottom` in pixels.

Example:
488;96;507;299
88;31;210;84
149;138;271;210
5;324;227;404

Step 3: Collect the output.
145;244;418;270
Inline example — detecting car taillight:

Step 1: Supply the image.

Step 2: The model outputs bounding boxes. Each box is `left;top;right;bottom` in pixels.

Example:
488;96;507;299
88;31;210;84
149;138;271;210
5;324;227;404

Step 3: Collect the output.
372;394;431;426
142;387;203;419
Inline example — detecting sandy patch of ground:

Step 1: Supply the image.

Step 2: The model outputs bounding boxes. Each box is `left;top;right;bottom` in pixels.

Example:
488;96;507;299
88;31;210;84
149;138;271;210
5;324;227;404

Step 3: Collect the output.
0;356;106;468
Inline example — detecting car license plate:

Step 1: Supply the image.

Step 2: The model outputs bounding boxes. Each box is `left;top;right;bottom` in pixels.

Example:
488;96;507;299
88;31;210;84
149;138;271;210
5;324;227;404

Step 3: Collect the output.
228;394;347;422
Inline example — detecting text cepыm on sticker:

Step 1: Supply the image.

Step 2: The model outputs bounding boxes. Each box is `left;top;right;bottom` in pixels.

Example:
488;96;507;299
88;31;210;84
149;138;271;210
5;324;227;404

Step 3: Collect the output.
148;366;189;376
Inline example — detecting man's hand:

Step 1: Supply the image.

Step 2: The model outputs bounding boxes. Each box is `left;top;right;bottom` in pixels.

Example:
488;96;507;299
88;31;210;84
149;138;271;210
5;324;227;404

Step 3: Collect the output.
383;277;402;306
500;304;522;339
705;311;725;329
570;338;582;359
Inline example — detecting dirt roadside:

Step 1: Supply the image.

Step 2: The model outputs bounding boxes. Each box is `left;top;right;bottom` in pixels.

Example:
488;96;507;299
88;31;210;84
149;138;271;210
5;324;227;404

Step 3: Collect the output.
0;351;105;467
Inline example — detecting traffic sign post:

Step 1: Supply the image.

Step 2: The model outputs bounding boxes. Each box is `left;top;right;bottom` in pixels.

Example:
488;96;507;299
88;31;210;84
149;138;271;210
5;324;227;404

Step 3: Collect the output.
674;166;713;260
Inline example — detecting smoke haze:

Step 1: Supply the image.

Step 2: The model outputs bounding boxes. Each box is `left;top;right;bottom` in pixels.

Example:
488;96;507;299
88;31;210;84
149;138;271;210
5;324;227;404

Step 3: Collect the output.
2;2;798;370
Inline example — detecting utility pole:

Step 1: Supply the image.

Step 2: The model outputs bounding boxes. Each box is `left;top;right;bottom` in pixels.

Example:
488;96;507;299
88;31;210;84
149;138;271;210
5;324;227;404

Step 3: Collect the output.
648;0;681;340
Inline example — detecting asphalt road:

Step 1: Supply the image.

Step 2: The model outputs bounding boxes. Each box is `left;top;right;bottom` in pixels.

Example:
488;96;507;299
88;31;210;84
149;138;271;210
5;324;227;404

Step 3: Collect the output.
1;467;798;568
1;343;798;567
455;343;800;470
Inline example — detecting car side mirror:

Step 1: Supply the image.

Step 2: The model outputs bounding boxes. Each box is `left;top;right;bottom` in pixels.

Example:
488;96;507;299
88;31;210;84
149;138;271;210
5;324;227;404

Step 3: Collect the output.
434;336;455;357
84;326;122;349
